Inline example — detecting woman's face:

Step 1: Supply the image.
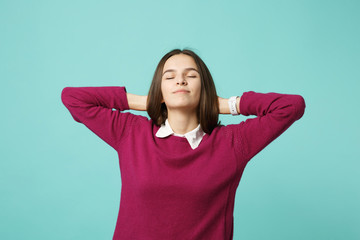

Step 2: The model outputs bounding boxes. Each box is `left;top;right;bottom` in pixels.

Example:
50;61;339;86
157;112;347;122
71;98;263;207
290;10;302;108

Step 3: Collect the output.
161;54;201;112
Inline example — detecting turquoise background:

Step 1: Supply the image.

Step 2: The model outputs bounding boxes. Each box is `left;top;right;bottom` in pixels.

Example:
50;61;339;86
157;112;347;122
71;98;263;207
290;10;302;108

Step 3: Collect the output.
1;0;359;239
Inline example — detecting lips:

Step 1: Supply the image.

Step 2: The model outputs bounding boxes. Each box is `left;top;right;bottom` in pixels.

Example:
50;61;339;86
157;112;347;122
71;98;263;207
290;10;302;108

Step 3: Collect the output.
174;89;190;93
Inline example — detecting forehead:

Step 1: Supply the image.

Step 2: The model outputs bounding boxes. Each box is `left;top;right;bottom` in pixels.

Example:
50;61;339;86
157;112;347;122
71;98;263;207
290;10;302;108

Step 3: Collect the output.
163;54;198;72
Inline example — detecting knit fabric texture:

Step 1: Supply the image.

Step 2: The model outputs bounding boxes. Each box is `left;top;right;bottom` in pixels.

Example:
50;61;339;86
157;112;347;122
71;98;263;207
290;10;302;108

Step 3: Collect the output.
61;86;305;240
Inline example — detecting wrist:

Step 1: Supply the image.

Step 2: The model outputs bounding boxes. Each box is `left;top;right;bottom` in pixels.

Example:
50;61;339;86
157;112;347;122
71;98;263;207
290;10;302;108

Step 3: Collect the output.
218;97;230;114
228;96;240;115
127;93;147;111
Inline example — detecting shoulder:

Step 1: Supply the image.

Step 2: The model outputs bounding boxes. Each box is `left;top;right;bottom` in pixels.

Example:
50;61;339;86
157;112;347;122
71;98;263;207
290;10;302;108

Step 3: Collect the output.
212;122;245;134
120;112;151;126
207;123;237;140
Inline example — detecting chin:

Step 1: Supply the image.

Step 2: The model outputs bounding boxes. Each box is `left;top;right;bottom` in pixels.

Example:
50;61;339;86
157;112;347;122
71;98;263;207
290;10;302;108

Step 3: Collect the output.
169;104;198;111
165;99;199;110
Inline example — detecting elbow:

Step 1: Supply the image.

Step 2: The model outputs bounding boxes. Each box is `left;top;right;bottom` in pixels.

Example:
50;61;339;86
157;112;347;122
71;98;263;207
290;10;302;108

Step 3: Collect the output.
61;87;71;106
61;87;80;108
61;87;82;122
291;95;306;120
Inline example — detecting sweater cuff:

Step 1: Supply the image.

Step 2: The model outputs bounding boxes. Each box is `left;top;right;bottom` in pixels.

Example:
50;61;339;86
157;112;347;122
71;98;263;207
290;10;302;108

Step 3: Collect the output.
120;86;130;111
239;91;254;116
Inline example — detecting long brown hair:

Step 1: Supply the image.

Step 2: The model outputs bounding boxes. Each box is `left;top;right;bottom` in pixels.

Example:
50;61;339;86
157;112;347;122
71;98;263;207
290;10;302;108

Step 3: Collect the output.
147;49;220;134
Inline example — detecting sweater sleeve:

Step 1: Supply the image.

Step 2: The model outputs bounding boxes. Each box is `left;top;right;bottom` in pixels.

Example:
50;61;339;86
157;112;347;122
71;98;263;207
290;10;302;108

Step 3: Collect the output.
233;91;306;162
61;86;137;150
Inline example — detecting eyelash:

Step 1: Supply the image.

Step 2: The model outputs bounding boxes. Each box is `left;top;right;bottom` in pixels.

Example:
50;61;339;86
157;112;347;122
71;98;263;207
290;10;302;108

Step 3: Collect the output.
165;76;197;80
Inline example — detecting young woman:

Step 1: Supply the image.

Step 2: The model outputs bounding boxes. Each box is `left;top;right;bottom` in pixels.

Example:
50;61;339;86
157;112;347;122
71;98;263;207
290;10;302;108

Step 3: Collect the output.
61;49;305;240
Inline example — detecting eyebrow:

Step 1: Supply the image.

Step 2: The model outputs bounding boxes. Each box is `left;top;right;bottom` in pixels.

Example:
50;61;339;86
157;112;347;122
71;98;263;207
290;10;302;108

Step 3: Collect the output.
162;67;199;76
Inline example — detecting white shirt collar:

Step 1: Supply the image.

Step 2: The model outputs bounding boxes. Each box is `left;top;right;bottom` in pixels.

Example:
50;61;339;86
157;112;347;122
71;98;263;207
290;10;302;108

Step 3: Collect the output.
155;119;206;150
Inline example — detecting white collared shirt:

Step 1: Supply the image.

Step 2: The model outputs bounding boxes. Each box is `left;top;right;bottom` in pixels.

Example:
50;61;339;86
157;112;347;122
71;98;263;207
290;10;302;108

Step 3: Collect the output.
155;119;206;150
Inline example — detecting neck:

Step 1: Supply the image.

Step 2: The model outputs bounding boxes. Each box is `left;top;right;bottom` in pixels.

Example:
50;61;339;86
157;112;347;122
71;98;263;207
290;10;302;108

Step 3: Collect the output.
167;109;199;135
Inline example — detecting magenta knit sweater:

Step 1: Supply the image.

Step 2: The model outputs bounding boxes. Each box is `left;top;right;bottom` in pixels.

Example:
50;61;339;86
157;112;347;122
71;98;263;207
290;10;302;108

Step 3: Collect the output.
61;86;305;240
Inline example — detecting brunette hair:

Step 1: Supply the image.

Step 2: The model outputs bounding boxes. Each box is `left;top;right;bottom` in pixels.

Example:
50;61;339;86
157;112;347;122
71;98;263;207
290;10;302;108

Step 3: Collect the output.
147;49;220;134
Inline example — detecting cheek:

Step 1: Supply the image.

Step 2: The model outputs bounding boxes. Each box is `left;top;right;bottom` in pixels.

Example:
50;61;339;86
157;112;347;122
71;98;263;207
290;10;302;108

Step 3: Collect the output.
160;81;169;101
194;80;202;96
161;81;166;91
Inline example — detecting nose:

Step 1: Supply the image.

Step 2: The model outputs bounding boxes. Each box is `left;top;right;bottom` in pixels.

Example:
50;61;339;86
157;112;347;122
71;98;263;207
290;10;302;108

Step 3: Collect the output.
176;76;187;86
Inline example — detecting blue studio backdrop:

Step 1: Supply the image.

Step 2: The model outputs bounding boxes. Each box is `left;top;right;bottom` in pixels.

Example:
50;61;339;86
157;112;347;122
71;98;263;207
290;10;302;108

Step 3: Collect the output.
1;0;359;239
